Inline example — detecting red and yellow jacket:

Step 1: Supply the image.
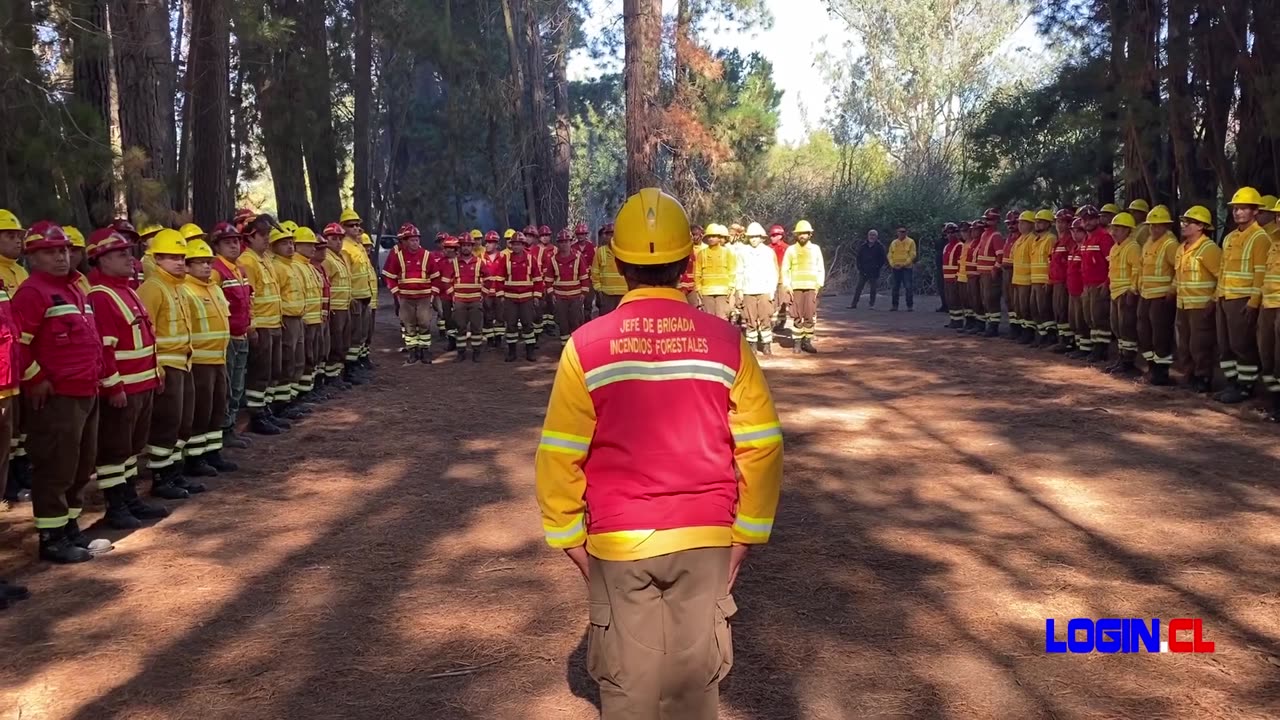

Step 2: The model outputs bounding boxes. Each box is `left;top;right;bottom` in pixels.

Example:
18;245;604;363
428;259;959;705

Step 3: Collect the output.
535;287;784;561
482;251;505;297
574;241;596;277
497;252;543;303
545;251;589;299
942;239;963;282
13;271;109;397
1081;228;1115;287
679;252;698;294
532;243;556;282
88;269;159;395
963;237;981;276
976;230;1004;274
1049;235;1071;284
382;245;434;299
211;256;252;339
0;276;20;400
1066;238;1085;297
311;259;332;313
448;255;484;302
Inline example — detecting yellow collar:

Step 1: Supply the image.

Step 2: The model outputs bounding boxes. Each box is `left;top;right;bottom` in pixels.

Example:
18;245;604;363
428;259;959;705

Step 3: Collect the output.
619;287;686;306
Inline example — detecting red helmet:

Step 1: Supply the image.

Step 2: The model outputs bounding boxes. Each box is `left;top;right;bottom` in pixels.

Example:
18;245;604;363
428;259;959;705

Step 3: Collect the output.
322;222;345;238
111;218;140;239
1054;208;1075;222
1071;217;1086;230
1077;204;1100;218
574;222;589;236
435;231;449;244
87;228;132;259
522;225;538;236
484;230;499;242
397;222;420;239
557;228;573;242
458;231;475;244
768;224;785;237
210;221;244;243
538;224;552;236
601;223;615;234
25;220;70;252
442;234;460;248
985;208;1001;221
509;231;528;245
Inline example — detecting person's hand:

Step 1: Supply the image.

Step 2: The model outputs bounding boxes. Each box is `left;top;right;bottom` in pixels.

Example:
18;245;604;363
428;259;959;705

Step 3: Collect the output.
1246;305;1259;324
564;546;590;582
727;543;750;593
156;370;166;394
107;389;127;409
248;328;260;347
27;380;52;411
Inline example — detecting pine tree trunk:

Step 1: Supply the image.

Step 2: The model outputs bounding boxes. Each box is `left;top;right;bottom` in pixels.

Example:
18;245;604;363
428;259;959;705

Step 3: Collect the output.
670;0;693;199
1165;0;1197;207
354;0;372;222
188;0;229;227
298;0;341;224
502;0;539;224
70;0;116;225
624;0;661;193
549;0;572;228
525;0;552;223
1203;2;1243;196
1120;0;1160;201
1234;0;1279;189
226;38;245;215
174;0;192;212
110;0;177;222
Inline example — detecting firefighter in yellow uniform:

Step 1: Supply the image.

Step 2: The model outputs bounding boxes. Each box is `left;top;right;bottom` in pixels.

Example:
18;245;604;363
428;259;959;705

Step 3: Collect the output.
292;227;327;401
696;223;737;321
321;224;357;387
590;224;628;315
781;220;825;353
238;215;289;433
269;227;310;418
0;209;29;503
361;231;379;363
1215;187;1271;403
1028;210;1055;346
62;227;92;294
180;239;238;476
1175;206;1221;394
339;209;376;374
535;188;782;720
1259;197;1280;420
1009;211;1035;342
1136;206;1179;385
1105;212;1142;376
1259;195;1279;243
1126;200;1151;246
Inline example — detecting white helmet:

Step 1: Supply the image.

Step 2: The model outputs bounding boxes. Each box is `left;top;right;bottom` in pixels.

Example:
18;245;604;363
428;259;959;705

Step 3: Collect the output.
746;222;766;238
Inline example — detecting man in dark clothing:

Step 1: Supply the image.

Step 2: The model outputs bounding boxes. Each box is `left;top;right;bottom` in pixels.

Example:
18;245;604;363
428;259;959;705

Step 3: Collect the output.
935;231;948;313
850;230;887;309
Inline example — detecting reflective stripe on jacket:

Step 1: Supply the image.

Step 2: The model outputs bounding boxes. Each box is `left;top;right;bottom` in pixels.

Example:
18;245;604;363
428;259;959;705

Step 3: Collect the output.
88;270;159;395
137;267;193;371
1139;232;1179;299
182;275;231;364
1176;236;1221;309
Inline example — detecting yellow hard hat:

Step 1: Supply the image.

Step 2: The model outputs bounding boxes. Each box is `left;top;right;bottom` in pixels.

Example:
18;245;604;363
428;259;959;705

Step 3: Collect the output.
794;220;814;234
149;229;188;256
62;226;86;248
1260;195;1278;210
339;208;361;224
1229;186;1264;206
1110;212;1136;229
1126;199;1150;213
610;188;693;265
179;222;205;241
1100;203;1121;214
1273;198;1280;213
704;223;728;237
0;209;21;232
1018;210;1036;223
746;222;766;237
1181;206;1213;227
1034;209;1055;223
361;231;372;246
139;223;164;238
293;226;319;244
470;229;482;240
269;227;294;244
280;220;299;234
184;239;214;260
1145;205;1173;224
503;228;516;240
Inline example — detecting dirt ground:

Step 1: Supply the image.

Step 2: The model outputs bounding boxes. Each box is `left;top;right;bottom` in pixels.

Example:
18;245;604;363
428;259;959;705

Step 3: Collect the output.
2;293;1280;720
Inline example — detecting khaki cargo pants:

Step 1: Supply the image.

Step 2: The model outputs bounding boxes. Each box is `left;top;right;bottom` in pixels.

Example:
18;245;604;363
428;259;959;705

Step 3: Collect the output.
587;547;735;720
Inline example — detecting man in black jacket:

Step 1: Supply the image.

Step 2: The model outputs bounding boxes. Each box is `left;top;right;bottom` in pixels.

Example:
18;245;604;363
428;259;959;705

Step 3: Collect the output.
850;230;887;309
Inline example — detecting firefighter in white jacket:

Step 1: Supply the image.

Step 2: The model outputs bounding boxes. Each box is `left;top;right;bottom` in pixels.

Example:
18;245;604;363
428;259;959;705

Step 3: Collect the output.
782;220;825;354
738;223;781;355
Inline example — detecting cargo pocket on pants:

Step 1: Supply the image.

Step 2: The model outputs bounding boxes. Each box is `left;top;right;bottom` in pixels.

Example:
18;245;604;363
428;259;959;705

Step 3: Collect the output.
586;601;617;685
710;594;737;685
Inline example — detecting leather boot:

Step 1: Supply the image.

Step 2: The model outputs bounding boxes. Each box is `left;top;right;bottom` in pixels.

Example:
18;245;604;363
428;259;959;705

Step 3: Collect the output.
250;411;282;435
0;579;29;602
801;338;817;354
1050;340;1072;354
455;348;467;363
447;336;457;352
64;518;91;549
103;485;142;530
222;429;250;449
505;343;518;362
793;340;802;354
172;466;207;495
1148;364;1172;386
39;527;92;564
275;402;306;420
1087;344;1108;363
184;455;219;478
1216;382;1250;404
526;345;536;362
151;466;190;500
123;480;169;520
206;451;239;473
1191;375;1212;394
406;347;420;365
343;364;366;385
985;322;1000;338
1118;360;1140;377
472;347;481;362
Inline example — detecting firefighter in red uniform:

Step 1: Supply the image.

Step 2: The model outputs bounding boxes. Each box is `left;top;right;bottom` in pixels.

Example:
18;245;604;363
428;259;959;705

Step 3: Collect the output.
1001;209;1017;319
498;230;543;361
482;231;505;346
382;223;435;364
1048;209;1075;352
1065;217;1090;358
941;223;964;328
1080;204;1116;362
451;234;486;362
430;234;459;351
573;223;595;320
530;225;556;338
13;222;112;563
963;219;985;333
546;229;589;340
767;224;789;333
536;188;783;719
976;210;1005;336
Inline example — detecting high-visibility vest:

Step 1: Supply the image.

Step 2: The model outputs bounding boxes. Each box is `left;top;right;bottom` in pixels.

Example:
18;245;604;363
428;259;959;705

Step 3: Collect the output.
450;256;485;302
1139;232;1179;299
589;246;627;296
1263;239;1280;309
1175;236;1221;310
239;249;282;328
697;245;738;295
181;276;231;364
1217;223;1270;306
942;241;962;282
1107;238;1141;299
137;267;193;371
781;243;824;290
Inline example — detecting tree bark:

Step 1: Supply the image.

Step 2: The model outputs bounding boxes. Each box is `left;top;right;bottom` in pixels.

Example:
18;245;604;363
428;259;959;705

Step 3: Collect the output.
174;0;192;212
1119;0;1160;202
110;0;177;223
188;0;229;227
299;0;342;224
670;0;694;199
70;0;116;225
549;0;572;227
502;0;539;224
1234;0;1278;189
525;0;552;222
1165;0;1197;207
354;0;372;223
226;36;244;215
624;0;661;193
1202;2;1243;196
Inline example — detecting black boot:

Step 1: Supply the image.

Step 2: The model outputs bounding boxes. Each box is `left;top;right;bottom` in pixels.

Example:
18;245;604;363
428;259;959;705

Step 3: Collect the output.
447;336;457;352
1149;365;1172;387
206;451;239;473
793;340;802;354
0;580;29;602
103;485;142;530
526;345;536;362
1018;328;1035;344
1190;375;1212;394
250;411;282;435
455;348;467;362
1087;344;1108;363
406;347;420;365
222;428;250;449
264;406;293;429
123;480;169;520
1067;345;1090;359
801;338;817;354
275;402;306;420
472;347;481;363
506;343;518;362
1050;339;1072;354
64;518;91;549
1216;382;1250;404
1269;392;1280;423
984;322;1000;338
1118;360;1140;377
343;364;366;385
172;468;207;495
39;527;92;564
184;455;219;478
151;466;190;500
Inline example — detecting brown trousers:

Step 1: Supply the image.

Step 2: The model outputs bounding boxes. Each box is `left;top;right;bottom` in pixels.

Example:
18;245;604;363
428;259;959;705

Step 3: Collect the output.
190;364;229;457
304;322;322;389
944;282;962;322
790;289;818;339
743;294;775;343
1084;285;1112;349
955;280;970;315
317;322;331;376
1137;296;1176;367
1052;283;1070;337
1110;293;1139;359
282;316;304;401
452;301;485;347
26;394;98;529
0;396;12;500
96;390;153;489
1177;305;1217;380
504;300;538;345
350;298;370;353
686;290;701;308
554;296;585;338
980;271;1001;323
1259;307;1280;392
1216;297;1259;384
1010;285;1030;329
246;326;281;409
967;278;984;320
1002;265;1014;319
148;368;194;470
483;296;502;340
598;293;623;316
587;547;733;720
1069;294;1089;348
703;295;732;321
1031;284;1052;335
328;308;351;372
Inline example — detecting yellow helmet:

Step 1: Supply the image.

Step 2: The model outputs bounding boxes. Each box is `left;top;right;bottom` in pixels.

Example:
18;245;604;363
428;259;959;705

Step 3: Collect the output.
1273;198;1280;213
268;227;294;244
361;232;372;246
1018;210;1036;223
1126;199;1150;213
794;220;814;234
0;209;21;232
1181;205;1213;227
503;228;516;240
62;226;86;248
184;239;215;260
470;229;483;240
610;188;692;265
1260;195;1278;210
746;222;766;237
1229;186;1264;206
280;220;299;234
179;222;205;241
1110;212;1136;229
149;229;188;256
704;223;728;238
139;223;164;238
293;226;318;244
1034;209;1055;223
339;208;361;224
1145;205;1173;224
1100;203;1121;214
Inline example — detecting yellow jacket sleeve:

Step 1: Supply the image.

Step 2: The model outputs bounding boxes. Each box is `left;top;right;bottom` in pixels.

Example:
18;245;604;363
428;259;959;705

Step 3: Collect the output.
590;251;603;288
908;238;917;265
1127;244;1142;293
137;281;164;324
1250;232;1272;309
1201;243;1222;284
534;338;595;549
728;338;783;544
